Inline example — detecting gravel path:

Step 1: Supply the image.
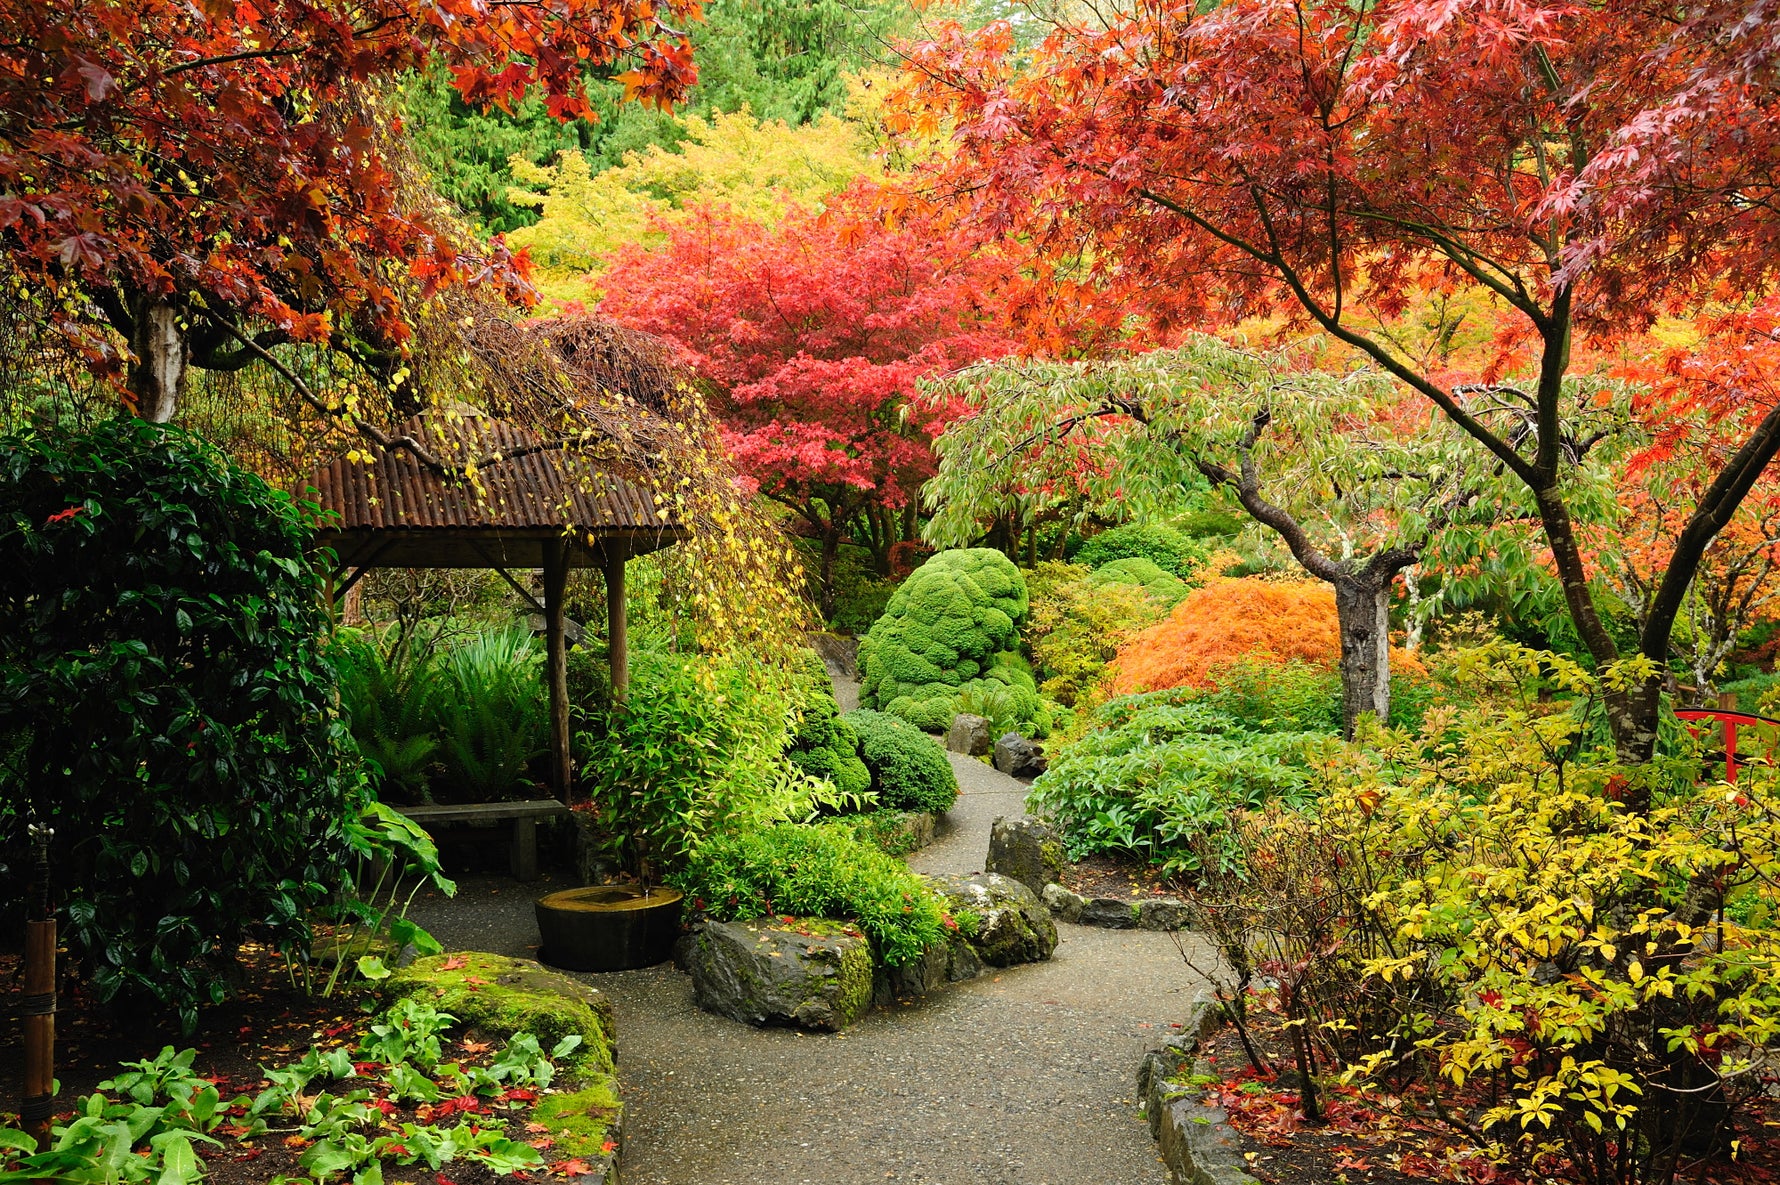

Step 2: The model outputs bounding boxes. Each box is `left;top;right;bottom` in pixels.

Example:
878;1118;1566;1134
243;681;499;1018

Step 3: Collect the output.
408;680;1203;1184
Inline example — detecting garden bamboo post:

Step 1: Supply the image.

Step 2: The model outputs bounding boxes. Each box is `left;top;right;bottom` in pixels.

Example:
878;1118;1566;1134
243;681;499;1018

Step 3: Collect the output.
543;539;571;802
605;545;628;702
21;822;54;1154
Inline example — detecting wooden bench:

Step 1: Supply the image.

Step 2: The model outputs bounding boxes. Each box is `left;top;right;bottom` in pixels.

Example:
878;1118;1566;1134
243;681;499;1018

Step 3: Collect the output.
396;799;570;882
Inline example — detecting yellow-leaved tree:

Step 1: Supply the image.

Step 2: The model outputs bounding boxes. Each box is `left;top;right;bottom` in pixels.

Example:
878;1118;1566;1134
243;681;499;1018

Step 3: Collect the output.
506;106;883;305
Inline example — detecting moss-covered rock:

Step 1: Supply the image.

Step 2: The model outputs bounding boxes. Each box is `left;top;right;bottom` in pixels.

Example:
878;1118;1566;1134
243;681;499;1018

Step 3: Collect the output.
685;917;874;1031
384;951;624;1180
858;549;1050;735
385;951;616;1075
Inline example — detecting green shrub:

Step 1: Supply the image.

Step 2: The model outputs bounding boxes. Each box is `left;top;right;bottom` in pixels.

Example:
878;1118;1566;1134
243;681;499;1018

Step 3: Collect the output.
1025;561;1172;707
844;709;959;813
857;547;1050;734
575;649;810;880
786;648;871;801
0;419;359;1029
1072;522;1208;577
1084;556;1190;604
1027;688;1328;875
671;822;947;966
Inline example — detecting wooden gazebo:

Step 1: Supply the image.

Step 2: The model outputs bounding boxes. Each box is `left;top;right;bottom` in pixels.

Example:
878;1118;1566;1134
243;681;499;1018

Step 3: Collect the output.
308;409;684;799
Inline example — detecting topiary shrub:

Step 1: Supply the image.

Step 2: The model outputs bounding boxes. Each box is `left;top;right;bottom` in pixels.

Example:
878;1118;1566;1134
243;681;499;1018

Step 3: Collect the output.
0;419;360;1029
857;547;1051;734
1072;522;1208;577
843;709;959;812
670;821;948;966
786;648;871;800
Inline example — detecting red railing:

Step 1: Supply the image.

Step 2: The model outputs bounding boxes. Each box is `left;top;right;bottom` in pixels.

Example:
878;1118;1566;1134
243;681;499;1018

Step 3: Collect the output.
1674;709;1780;784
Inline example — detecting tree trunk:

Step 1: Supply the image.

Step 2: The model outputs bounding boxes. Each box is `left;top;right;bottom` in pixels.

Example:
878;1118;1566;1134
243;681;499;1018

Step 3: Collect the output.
818;528;841;622
128;298;187;423
1333;578;1392;739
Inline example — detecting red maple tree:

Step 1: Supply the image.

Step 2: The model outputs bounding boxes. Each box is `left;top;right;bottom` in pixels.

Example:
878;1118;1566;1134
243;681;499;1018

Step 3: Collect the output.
893;0;1780;773
598;188;1016;615
0;0;700;419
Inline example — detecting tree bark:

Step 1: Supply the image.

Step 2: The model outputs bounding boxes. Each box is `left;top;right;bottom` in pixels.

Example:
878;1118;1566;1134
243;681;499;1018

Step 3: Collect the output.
127;298;187;422
1333;578;1392;737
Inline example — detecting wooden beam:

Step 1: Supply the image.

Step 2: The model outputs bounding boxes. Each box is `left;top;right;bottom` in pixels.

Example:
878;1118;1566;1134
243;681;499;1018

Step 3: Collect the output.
543;538;572;802
605;543;628;702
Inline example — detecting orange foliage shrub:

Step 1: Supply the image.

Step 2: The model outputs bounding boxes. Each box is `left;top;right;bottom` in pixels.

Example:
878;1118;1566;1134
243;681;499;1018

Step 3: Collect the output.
1108;578;1422;695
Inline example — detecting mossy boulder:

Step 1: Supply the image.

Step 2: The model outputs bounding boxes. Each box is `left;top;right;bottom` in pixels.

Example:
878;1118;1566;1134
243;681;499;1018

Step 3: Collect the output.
685;917;874;1032
385;951;624;1180
386;951;616;1075
985;816;1067;895
858;548;1049;735
925;873;1059;967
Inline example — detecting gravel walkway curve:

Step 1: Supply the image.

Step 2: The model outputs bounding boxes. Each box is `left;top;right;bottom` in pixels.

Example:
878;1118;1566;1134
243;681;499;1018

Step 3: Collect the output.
408;679;1206;1184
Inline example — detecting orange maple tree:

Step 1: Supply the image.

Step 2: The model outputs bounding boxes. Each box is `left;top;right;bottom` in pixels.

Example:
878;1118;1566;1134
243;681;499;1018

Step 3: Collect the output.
0;0;700;419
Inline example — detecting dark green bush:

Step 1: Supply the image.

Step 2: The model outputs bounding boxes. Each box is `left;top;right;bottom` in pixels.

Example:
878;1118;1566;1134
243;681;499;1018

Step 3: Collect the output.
670;822;947;966
0;419;359;1029
1072;522;1208;577
843;709;959;813
786;649;871;800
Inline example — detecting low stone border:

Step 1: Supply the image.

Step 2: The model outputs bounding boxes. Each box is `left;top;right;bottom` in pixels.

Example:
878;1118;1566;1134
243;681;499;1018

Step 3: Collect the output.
1041;882;1191;931
1136;992;1260;1185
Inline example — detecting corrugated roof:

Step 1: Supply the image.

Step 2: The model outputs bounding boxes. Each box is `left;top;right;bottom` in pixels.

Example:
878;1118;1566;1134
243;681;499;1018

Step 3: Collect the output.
307;412;678;535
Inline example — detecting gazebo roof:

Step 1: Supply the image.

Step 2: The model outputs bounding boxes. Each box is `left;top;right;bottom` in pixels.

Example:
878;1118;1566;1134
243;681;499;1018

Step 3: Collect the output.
309;410;684;570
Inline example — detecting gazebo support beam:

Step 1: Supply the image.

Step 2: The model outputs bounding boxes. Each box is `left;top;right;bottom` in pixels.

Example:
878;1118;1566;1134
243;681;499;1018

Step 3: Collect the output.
605;544;628;702
543;538;572;802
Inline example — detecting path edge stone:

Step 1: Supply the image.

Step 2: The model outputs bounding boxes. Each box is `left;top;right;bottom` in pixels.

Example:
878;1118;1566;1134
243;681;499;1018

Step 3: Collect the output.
1041;882;1193;932
1136;991;1261;1185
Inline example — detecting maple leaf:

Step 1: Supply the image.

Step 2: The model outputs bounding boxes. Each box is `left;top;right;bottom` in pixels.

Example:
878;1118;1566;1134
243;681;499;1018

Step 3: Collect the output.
439;955;469;972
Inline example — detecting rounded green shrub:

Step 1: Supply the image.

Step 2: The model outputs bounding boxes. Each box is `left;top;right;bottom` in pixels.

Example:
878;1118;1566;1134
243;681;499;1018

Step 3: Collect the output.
857;547;1051;734
1084;556;1189;605
844;709;959;813
670;821;948;966
0;419;359;1029
787;648;871;800
1073;522;1208;577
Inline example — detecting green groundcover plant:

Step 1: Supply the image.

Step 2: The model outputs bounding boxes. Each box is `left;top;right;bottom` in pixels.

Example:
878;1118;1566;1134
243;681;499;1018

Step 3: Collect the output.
1029;670;1335;875
0;419;359;1029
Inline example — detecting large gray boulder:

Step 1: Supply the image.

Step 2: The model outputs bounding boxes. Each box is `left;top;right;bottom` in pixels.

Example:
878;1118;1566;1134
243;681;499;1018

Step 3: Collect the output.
926;872;1058;966
985;815;1066;895
993;733;1047;778
685;918;873;1031
945;713;992;757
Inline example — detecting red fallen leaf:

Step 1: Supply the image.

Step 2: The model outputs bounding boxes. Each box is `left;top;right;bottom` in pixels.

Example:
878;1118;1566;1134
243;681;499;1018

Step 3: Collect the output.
530;1136;555;1150
464;975;488;988
553;1160;592;1178
436;1175;460;1185
500;1087;539;1103
44;506;83;525
600;1140;616;1154
460;1039;493;1054
524;1122;550;1134
440;956;469;971
354;1061;381;1076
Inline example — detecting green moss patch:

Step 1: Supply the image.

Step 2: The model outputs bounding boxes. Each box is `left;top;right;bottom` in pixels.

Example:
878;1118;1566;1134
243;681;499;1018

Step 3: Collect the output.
386;951;616;1078
532;1079;623;1160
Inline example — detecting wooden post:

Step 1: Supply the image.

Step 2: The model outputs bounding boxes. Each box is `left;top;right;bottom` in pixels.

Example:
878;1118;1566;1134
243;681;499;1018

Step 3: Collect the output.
543;539;572;802
605;544;628;702
21;823;54;1152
